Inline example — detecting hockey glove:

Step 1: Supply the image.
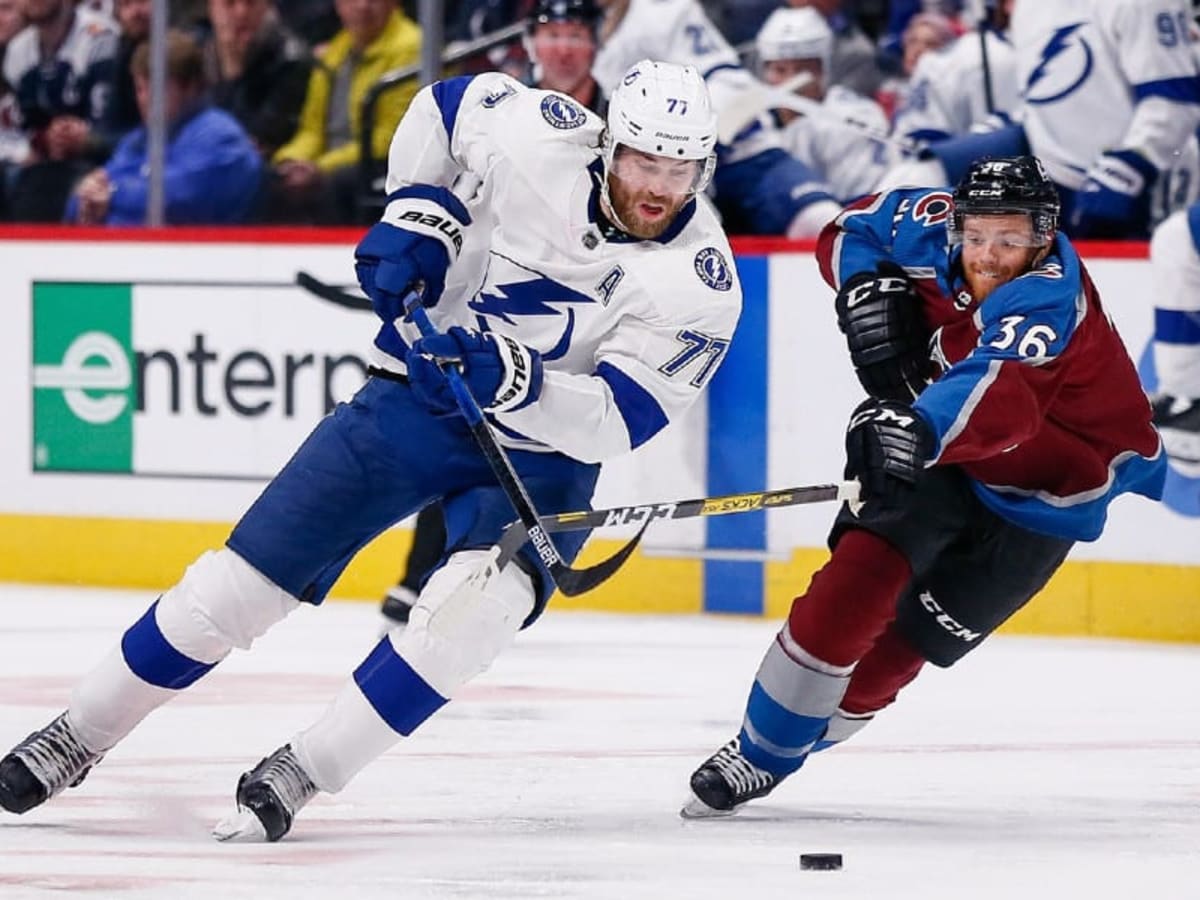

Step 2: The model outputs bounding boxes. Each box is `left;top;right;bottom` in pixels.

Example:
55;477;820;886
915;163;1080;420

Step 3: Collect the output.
407;327;544;416
354;185;472;320
1068;150;1156;239
834;263;930;402
844;398;936;506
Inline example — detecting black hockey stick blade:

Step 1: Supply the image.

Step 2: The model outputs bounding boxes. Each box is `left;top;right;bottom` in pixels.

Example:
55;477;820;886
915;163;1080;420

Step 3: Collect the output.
295;271;372;311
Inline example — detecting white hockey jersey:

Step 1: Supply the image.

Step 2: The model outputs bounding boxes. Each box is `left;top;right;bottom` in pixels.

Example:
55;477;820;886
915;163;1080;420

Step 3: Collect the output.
1011;0;1200;190
374;73;742;464
893;27;1019;144
777;84;891;202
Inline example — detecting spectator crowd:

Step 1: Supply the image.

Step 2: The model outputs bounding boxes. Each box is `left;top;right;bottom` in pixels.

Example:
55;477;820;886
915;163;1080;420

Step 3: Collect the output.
0;0;1194;236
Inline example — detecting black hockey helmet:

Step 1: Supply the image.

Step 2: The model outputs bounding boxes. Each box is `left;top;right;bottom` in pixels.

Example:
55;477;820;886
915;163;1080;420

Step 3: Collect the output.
529;0;604;34
951;155;1060;244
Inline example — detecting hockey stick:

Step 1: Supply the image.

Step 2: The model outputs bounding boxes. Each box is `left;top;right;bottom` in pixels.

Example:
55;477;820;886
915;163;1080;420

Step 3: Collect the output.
295;271;371;310
488;479;860;572
402;293;646;597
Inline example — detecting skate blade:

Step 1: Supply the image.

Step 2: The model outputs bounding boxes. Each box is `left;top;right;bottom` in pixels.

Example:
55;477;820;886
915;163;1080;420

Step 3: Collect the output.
212;808;269;842
679;792;738;820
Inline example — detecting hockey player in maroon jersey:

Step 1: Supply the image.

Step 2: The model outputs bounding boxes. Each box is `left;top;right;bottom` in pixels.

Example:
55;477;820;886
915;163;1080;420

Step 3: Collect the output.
682;155;1167;817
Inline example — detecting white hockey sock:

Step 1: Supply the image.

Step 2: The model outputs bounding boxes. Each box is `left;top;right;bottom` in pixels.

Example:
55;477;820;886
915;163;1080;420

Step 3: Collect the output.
292;681;401;793
69;645;175;752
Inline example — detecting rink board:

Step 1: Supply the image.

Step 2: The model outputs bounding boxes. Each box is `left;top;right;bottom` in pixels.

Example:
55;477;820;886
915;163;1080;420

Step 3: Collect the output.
0;227;1196;642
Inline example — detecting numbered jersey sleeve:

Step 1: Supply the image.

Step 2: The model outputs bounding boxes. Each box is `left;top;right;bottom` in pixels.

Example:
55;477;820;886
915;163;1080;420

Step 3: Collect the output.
498;238;742;464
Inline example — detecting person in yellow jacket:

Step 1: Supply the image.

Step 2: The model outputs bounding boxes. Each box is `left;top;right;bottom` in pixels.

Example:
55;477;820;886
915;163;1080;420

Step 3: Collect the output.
270;0;420;223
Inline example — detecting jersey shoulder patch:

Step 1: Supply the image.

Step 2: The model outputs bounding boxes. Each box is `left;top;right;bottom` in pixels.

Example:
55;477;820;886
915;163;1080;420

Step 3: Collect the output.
694;247;734;292
540;93;587;130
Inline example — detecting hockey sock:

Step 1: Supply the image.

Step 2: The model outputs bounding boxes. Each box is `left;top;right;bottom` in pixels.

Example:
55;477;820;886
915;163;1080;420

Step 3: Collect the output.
785;529;912;667
812;623;926;753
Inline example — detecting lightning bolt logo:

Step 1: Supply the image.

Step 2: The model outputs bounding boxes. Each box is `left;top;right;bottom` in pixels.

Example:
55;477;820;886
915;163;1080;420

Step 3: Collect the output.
468;276;595;324
1025;24;1092;105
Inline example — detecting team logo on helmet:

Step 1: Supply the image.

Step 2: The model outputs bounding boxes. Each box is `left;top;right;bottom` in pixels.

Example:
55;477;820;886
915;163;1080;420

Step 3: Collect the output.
694;248;733;292
541;94;586;130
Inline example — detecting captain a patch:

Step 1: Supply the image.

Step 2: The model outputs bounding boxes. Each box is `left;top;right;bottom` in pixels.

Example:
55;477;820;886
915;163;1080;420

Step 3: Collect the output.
694;247;733;292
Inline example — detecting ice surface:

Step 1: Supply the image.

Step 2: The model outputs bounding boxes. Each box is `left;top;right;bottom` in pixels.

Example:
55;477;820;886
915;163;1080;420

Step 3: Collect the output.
0;583;1197;898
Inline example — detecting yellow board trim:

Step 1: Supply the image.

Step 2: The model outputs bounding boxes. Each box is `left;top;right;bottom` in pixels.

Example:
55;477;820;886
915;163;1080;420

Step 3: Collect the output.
2;514;1197;641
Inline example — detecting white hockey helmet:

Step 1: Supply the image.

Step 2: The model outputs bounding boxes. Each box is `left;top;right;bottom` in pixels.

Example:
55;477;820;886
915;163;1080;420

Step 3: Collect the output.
602;59;717;192
755;7;833;73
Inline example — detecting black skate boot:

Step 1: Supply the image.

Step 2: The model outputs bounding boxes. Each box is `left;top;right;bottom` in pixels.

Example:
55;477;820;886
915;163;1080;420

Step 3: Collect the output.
681;738;778;819
0;712;105;814
1152;393;1200;475
212;744;318;842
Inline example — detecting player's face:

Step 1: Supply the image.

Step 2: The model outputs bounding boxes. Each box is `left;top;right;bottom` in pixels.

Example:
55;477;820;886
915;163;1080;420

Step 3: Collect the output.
959;213;1048;302
761;58;823;100
531;21;596;96
606;147;701;239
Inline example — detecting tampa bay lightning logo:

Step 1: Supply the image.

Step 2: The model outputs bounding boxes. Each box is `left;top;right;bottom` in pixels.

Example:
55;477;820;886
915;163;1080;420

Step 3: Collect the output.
694;248;733;292
540;94;586;130
1025;24;1093;105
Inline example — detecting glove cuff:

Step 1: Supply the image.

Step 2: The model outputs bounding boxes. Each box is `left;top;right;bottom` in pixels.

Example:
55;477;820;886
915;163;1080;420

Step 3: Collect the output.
381;184;472;261
485;333;544;413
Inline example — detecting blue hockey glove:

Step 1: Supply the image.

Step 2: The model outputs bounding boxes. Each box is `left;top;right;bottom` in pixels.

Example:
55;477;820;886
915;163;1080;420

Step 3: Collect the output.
407;327;544;416
844;398;936;506
354;185;471;320
1068;150;1156;239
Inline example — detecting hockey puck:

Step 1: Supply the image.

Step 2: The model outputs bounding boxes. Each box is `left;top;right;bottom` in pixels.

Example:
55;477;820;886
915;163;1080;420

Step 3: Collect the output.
799;853;843;871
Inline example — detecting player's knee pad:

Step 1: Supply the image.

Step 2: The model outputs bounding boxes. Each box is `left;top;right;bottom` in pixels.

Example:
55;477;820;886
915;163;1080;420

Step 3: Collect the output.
154;548;300;663
390;549;534;698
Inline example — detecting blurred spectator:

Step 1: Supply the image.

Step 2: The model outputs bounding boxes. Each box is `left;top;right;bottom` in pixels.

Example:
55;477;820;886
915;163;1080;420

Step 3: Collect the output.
0;0;26;217
785;0;884;98
525;0;604;113
276;0;341;46
203;0;313;159
270;0;420;224
892;0;1016;147
100;0;151;154
3;0;118;221
876;10;956;119
0;0;22;49
66;29;262;225
756;6;891;202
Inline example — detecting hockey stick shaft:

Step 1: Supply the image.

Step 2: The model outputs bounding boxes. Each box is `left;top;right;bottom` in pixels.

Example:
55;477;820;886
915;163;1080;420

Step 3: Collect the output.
403;295;644;597
489;479;857;575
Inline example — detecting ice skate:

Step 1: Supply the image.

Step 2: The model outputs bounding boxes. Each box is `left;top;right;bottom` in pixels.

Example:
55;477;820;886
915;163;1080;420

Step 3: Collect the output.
680;738;778;819
1151;393;1200;476
213;744;318;843
0;712;105;814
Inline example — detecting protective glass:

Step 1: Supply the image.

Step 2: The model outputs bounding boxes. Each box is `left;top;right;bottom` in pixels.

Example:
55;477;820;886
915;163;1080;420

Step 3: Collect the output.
949;212;1051;249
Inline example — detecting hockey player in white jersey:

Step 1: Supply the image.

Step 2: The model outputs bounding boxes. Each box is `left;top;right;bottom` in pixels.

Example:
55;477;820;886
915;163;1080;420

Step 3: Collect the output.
0;60;742;842
594;0;842;237
892;0;1019;146
1149;202;1200;476
754;6;892;203
881;0;1200;239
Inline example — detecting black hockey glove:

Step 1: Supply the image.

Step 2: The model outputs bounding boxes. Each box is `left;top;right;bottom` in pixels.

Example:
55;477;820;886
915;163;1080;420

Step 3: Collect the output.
834;263;930;402
845;398;936;506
